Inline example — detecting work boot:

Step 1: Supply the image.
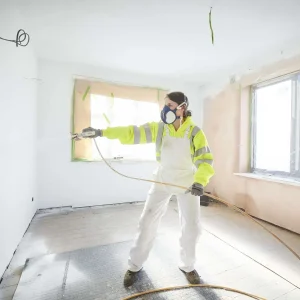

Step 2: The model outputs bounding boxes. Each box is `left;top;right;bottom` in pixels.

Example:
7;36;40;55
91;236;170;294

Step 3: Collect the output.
180;269;201;284
123;270;140;287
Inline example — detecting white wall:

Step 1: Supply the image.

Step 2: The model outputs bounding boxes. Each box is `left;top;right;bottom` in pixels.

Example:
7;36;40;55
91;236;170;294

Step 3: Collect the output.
0;5;38;276
37;60;203;209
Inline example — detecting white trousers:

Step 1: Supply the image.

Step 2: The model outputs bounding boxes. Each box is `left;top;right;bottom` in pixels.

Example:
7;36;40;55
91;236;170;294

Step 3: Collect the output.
128;184;201;273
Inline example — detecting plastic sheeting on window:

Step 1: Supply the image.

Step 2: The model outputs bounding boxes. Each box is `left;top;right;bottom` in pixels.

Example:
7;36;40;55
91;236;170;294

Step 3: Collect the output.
71;78;167;161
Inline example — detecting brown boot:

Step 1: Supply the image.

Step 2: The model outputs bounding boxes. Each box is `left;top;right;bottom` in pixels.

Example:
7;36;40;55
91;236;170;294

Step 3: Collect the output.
123;270;140;287
180;269;201;284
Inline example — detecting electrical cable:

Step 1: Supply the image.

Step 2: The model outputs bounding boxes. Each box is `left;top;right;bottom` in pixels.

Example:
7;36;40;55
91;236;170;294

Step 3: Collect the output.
0;29;30;47
209;7;214;45
91;138;300;299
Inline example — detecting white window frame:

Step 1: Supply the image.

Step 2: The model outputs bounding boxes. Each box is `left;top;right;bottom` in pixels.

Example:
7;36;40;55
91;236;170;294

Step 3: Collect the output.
251;71;300;179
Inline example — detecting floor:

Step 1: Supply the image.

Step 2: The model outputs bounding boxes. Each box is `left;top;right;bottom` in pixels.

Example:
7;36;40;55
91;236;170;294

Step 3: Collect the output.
11;240;228;300
0;200;300;299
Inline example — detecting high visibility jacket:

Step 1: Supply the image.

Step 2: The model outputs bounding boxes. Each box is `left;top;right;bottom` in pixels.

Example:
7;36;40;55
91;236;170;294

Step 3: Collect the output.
102;117;214;187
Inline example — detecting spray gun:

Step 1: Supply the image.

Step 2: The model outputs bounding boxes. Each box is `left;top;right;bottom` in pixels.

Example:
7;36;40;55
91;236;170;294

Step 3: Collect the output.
71;129;96;141
71;130;123;160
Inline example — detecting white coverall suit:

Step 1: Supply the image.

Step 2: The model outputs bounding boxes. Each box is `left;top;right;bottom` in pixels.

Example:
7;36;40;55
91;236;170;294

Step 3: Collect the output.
128;126;201;273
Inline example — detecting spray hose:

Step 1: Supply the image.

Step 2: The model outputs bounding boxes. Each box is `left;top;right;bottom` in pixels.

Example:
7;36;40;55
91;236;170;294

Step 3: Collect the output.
73;132;299;300
92;139;300;261
91;139;300;300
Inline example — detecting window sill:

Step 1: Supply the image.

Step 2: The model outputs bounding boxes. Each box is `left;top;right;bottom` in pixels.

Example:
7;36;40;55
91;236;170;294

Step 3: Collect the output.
234;173;300;187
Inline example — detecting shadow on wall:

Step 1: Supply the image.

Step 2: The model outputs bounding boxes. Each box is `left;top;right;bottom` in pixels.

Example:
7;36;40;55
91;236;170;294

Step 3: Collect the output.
230;191;253;211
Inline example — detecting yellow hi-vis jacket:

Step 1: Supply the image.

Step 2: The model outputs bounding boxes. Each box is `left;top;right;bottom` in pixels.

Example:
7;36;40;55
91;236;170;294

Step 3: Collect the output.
102;117;214;187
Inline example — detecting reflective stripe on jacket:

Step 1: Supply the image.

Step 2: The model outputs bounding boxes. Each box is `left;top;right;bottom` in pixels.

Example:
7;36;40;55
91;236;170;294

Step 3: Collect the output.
102;117;214;186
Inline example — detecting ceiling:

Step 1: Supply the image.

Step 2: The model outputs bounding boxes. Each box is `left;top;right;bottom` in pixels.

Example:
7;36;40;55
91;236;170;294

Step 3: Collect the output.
17;0;300;84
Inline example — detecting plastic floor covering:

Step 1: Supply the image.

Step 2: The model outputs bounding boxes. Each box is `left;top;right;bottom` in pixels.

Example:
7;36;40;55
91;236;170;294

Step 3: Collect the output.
12;240;231;300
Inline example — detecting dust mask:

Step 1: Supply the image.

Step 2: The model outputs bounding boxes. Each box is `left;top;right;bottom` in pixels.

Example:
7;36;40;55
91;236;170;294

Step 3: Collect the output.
160;103;184;124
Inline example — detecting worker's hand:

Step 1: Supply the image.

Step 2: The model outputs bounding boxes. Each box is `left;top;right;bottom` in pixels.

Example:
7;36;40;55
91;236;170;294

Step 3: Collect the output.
185;183;204;196
82;127;103;138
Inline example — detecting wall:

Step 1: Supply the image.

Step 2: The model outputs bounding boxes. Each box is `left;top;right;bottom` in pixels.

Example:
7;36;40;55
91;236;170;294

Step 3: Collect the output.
203;55;300;234
0;5;38;276
37;60;203;209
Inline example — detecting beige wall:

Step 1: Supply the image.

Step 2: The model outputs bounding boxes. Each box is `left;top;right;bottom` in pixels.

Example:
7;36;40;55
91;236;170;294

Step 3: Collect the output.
203;55;300;234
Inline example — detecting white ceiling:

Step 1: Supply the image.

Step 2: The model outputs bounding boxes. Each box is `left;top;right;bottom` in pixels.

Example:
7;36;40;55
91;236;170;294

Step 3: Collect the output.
17;0;300;84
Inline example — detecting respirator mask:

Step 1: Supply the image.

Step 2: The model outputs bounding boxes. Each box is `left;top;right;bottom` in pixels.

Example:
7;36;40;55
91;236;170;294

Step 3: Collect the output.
160;100;187;125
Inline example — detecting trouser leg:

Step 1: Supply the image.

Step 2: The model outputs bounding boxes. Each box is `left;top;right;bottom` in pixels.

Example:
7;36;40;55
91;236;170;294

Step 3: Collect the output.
177;193;201;272
128;185;171;272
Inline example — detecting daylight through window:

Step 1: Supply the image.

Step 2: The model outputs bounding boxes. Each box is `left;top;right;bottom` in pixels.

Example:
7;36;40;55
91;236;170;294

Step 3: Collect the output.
91;95;160;160
251;72;300;178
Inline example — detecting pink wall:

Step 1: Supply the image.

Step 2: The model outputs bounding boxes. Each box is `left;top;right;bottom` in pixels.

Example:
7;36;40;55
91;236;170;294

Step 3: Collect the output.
203;56;300;234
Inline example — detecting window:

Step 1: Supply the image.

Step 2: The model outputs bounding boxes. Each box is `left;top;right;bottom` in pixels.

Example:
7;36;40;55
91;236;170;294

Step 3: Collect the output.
71;78;167;161
90;95;160;160
251;72;300;179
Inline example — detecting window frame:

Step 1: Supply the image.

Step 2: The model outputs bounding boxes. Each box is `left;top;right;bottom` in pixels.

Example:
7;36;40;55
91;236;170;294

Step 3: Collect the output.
251;72;300;179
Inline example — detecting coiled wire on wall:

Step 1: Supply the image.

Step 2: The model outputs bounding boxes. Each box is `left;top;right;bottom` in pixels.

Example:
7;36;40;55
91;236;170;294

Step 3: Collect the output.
0;29;30;47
